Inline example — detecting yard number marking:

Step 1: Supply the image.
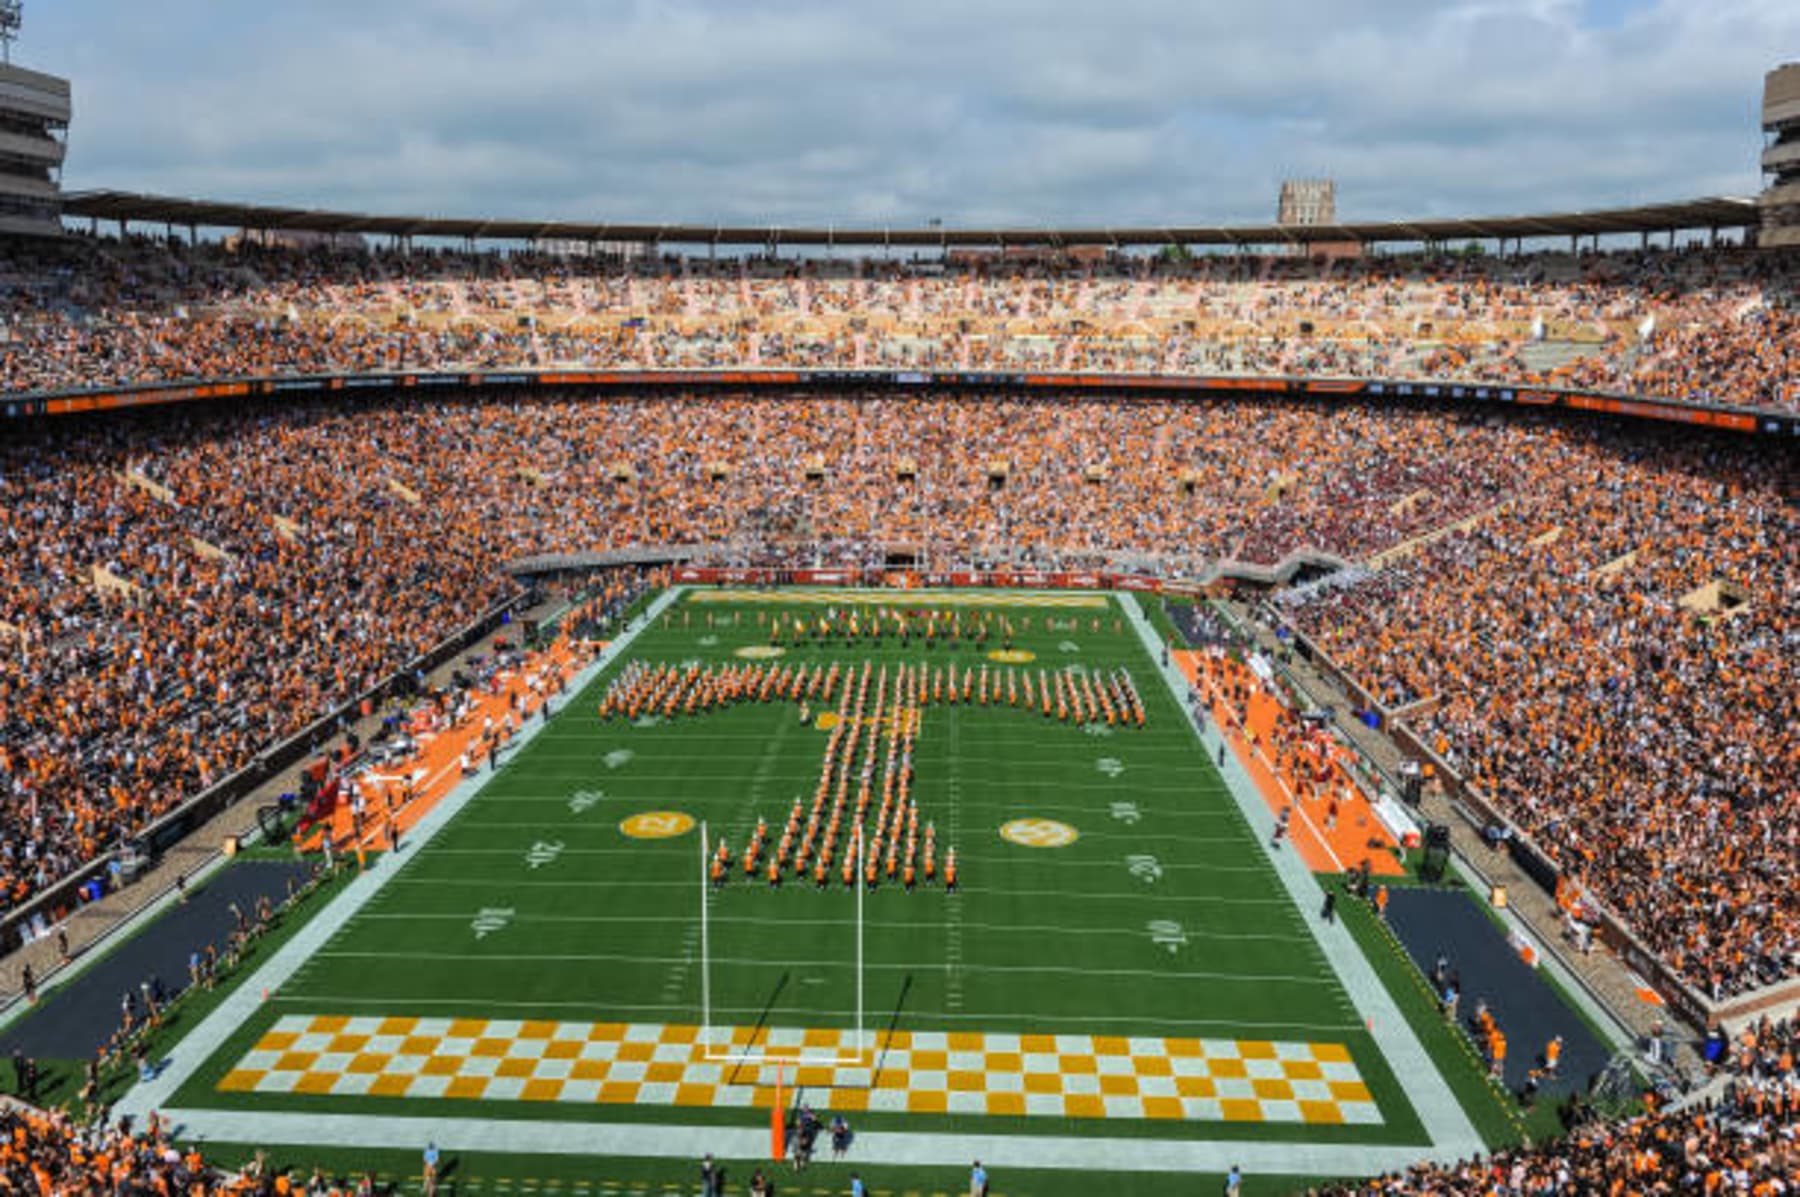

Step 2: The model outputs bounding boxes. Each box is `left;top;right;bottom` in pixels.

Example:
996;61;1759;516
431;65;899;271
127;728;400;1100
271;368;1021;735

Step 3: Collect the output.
471;908;515;939
1110;801;1142;823
525;840;566;869
1096;757;1125;778
1147;919;1188;954
1126;854;1163;884
568;789;603;814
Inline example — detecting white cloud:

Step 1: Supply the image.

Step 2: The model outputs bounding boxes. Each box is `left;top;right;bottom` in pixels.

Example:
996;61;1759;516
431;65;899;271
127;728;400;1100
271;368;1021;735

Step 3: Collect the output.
25;0;1799;225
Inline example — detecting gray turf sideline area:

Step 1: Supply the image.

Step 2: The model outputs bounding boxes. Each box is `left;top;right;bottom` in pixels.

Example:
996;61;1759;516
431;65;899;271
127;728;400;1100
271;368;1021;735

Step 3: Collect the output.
0;859;316;1063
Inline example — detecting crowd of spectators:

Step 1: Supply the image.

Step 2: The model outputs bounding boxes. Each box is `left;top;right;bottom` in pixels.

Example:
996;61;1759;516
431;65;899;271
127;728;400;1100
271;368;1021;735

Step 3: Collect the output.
1;387;1790;1012
1282;417;1796;998
1;235;1795;411
1314;1015;1799;1195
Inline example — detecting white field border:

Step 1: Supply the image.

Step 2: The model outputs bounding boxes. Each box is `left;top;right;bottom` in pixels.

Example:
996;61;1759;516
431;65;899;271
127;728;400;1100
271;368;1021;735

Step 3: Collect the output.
121;584;1488;1179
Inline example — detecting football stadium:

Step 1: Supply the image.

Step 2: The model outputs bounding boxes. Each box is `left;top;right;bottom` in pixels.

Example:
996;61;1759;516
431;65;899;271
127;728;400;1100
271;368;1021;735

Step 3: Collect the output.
0;7;1796;1194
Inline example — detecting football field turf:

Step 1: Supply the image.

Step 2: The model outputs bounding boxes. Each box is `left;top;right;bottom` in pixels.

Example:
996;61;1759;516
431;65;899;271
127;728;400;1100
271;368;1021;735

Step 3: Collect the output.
127;587;1482;1181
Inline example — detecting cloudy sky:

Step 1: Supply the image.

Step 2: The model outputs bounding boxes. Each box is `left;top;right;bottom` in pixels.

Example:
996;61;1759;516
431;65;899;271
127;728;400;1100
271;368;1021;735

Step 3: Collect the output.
23;0;1798;227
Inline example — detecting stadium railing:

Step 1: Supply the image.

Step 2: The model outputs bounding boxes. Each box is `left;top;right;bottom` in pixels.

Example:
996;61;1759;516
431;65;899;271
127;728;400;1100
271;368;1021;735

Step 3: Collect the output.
2;367;1797;438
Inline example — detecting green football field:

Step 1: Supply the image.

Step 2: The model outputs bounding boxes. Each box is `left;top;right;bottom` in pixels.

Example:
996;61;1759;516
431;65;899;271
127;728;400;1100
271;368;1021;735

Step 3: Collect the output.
128;587;1484;1187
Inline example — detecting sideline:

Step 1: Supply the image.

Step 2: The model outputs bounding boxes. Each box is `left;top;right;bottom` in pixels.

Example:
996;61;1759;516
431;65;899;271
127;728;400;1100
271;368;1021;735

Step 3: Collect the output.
1114;593;1485;1162
116;588;686;1118
161;1105;1483;1180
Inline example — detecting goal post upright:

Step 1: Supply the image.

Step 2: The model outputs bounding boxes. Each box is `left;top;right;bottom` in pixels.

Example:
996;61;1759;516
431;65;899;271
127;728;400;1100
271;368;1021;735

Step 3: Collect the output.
856;822;865;1059
694;819;872;1070
699;817;712;1057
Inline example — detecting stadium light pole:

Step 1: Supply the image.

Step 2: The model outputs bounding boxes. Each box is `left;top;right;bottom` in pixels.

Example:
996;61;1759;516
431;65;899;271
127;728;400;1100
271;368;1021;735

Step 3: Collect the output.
0;2;21;65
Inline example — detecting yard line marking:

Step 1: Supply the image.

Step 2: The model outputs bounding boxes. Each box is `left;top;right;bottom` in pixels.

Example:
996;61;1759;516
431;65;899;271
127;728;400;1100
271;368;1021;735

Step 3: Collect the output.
260;993;1363;1032
347;911;1316;943
308;949;1336;987
381;876;1302;905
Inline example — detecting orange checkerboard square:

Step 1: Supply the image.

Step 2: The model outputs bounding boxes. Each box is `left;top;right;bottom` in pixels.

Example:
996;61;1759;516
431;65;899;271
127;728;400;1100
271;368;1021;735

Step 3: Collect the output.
520;1079;564;1102
544;1040;582;1060
1020;1034;1058;1054
1174;1075;1217;1098
497;1058;537;1079
1300;1100;1344;1124
218;1070;263;1092
399;1035;440;1056
985;1051;1023;1073
1329;1080;1372;1103
275;1052;319;1073
327;1034;370;1054
985;1092;1027;1117
615;1041;656;1062
421;1055;465;1076
674;1083;716;1106
1252;1078;1293;1101
1092;1036;1130;1056
311;1015;351;1034
1132;1055;1172;1077
444;1076;489;1100
832;1088;870;1112
645;1062;684;1084
293;1072;339;1096
948;1070;986;1092
570;1059;610;1081
1163;1038;1205;1058
587;1022;628;1041
1208;1057;1247;1079
1312;1042;1353;1064
446;1018;488;1039
1059;1054;1097;1075
471;1037;512;1058
1098;1073;1139;1097
1283;1059;1324;1081
1220;1098;1265;1122
519;1021;559;1040
598;1081;641;1104
907;1091;948;1114
1141;1095;1184;1119
368;1075;414;1098
258;1031;300;1052
911;1049;947;1071
1238;1040;1277;1060
1063;1094;1105;1118
347;1053;391;1075
376;1016;418;1036
1023;1072;1061;1094
947;1031;983;1052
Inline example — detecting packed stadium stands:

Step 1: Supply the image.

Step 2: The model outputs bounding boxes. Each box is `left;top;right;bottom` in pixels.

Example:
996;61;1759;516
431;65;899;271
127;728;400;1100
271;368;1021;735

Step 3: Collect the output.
0;232;1795;1194
1315;1015;1799;1194
1;381;1792;1004
0;237;1796;412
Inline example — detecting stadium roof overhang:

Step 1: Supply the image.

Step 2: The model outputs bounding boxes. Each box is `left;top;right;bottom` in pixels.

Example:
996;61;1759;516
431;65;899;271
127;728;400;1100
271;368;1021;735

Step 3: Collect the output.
60;190;1761;248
